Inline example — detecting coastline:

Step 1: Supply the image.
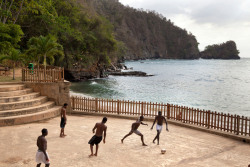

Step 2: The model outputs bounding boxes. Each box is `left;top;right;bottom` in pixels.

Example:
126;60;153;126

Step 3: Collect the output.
70;91;94;99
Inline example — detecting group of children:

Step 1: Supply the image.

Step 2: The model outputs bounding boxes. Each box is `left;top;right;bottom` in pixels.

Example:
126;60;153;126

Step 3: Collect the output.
35;104;169;167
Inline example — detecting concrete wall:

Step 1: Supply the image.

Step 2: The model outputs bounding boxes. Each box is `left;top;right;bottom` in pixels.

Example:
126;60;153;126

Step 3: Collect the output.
24;81;72;112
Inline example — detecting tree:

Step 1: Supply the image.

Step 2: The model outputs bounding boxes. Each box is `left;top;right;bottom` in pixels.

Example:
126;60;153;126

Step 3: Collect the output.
0;0;25;24
26;35;64;70
0;49;24;80
0;23;23;54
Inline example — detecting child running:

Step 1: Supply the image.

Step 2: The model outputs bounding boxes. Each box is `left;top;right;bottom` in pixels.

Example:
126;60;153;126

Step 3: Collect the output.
121;116;148;146
151;111;169;145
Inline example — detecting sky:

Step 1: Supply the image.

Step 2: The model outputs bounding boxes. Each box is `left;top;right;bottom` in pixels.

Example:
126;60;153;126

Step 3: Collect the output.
119;0;250;58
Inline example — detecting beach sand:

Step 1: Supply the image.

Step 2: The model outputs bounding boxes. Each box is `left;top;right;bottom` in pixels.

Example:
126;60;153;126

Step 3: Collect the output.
0;115;249;167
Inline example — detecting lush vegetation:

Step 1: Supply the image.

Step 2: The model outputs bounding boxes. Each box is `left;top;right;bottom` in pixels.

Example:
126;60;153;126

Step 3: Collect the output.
0;0;120;75
201;41;240;59
87;0;200;60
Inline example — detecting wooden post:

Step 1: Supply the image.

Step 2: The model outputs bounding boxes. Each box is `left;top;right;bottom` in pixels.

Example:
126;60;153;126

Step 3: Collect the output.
220;113;223;130
224;113;226;131
236;115;240;135
117;100;120;115
141;102;144;116
230;114;233;132
245;117;247;136
214;112;217;129
167;104;170;119
72;97;75;110
62;67;64;81
241;116;244;135
95;98;98;112
207;110;210;129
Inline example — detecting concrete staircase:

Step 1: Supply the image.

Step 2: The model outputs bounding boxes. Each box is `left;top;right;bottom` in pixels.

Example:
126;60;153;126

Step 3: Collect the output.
0;84;61;126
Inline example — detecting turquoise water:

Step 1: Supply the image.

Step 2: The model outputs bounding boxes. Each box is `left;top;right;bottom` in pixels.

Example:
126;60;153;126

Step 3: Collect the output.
70;59;250;116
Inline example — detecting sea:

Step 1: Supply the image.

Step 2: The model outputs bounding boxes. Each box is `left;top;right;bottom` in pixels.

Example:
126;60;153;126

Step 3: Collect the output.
70;58;250;116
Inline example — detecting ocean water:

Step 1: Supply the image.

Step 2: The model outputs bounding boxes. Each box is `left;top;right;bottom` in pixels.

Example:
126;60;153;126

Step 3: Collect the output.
70;59;250;116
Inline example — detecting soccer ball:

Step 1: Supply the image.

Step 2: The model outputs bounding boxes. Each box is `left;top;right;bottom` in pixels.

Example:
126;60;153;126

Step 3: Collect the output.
161;149;166;154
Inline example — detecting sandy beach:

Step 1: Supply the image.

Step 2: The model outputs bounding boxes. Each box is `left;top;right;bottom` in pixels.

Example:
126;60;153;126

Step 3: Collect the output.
0;115;249;167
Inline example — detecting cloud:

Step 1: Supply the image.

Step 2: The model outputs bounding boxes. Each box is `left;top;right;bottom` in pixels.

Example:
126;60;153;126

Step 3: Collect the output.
119;0;250;25
119;0;250;57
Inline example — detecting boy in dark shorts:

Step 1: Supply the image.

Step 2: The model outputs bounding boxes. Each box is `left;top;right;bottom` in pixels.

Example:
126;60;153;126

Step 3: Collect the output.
88;117;107;157
60;103;68;137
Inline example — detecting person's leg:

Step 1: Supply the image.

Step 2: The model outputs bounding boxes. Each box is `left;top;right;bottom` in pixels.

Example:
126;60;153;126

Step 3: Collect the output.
60;128;63;137
156;130;160;145
36;163;41;167
94;144;99;156
153;132;158;143
139;134;147;146
89;144;94;157
121;132;133;143
45;164;50;167
62;127;66;136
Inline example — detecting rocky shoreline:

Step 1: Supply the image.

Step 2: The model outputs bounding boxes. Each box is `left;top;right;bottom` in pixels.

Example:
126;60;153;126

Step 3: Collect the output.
107;71;153;77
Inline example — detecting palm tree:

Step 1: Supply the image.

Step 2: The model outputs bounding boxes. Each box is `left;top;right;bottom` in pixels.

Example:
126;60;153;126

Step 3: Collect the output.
26;35;64;71
0;49;23;80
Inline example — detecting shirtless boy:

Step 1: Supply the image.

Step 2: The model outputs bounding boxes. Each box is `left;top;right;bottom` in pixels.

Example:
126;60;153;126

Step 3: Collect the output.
88;117;107;157
121;116;148;146
151;111;169;145
36;129;49;167
60;103;68;137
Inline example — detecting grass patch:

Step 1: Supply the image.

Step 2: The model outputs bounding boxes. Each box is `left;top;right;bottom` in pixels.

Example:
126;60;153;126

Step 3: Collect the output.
0;76;22;82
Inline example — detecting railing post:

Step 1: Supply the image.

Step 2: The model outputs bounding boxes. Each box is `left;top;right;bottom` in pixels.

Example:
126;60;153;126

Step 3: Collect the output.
167;104;170;119
141;102;144;116
22;68;24;81
117;100;120;115
236;115;240;135
62;67;64;81
207;110;210;129
72;97;75;111
95;98;98;112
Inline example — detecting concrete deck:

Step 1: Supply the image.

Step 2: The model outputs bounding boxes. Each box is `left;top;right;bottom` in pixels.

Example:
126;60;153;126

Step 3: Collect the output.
0;115;249;167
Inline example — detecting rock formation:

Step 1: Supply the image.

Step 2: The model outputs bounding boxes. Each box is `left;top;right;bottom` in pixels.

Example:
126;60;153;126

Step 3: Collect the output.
200;41;240;59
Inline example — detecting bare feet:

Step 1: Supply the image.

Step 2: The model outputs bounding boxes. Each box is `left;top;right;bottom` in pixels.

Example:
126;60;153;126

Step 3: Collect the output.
157;143;159;145
94;153;97;156
89;154;94;157
121;139;123;143
153;140;155;144
60;135;65;138
63;134;67;137
142;143;147;146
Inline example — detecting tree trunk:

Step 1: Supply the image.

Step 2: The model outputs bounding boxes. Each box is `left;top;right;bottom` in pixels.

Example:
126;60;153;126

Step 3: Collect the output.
44;53;47;71
13;0;24;24
12;62;15;80
3;0;14;24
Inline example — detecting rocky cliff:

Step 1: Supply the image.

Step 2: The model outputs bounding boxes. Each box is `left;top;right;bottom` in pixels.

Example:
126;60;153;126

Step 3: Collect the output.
201;41;240;59
84;0;200;60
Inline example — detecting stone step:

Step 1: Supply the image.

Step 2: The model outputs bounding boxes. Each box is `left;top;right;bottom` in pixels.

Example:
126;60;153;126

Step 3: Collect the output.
0;106;61;126
0;96;48;111
0;88;33;97
0;92;40;103
0;101;55;117
0;85;25;92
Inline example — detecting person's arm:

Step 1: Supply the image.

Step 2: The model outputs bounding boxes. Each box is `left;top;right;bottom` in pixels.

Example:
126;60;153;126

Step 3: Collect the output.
164;117;169;131
92;123;97;133
41;139;49;161
103;126;107;144
151;117;157;130
141;122;148;126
